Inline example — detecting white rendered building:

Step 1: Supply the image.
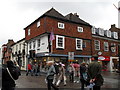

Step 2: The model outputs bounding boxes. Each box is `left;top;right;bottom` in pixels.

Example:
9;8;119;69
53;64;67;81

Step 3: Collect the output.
11;38;27;70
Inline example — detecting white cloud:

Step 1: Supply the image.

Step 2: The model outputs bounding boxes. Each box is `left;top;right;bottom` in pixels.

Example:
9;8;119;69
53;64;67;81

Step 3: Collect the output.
0;0;119;47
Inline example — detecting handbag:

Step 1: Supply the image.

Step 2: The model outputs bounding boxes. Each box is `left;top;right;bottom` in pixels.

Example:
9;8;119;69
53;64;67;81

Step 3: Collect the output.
6;68;15;81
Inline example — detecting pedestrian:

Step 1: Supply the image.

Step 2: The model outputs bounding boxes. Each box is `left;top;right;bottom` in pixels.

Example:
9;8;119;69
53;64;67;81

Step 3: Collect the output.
56;62;67;87
37;63;41;76
53;62;60;84
2;60;20;90
74;67;80;83
80;63;87;90
87;62;104;90
26;62;33;76
46;61;58;90
68;64;75;82
33;63;38;76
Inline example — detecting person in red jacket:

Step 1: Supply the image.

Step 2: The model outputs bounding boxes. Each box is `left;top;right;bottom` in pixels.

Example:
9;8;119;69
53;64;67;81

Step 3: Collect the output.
26;63;33;76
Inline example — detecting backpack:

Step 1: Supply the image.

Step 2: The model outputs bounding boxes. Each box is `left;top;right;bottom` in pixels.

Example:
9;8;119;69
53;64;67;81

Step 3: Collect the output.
9;67;20;80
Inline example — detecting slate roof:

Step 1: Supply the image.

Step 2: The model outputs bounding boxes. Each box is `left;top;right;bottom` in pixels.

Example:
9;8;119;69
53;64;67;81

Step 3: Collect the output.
24;8;91;29
43;8;67;20
65;13;91;26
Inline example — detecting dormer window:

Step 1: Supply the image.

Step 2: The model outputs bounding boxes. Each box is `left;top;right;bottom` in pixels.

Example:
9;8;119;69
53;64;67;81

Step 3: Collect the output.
91;26;96;34
28;29;31;36
37;21;40;27
98;28;104;36
58;22;64;29
106;30;111;37
113;32;118;39
77;26;83;32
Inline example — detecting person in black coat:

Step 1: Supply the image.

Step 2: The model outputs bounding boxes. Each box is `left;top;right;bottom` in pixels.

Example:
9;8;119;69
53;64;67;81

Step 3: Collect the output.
87;62;104;90
2;60;20;90
80;63;87;90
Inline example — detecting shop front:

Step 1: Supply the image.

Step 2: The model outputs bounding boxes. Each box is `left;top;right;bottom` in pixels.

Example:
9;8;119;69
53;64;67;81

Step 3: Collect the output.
98;56;119;72
98;56;110;71
35;53;91;70
110;57;119;72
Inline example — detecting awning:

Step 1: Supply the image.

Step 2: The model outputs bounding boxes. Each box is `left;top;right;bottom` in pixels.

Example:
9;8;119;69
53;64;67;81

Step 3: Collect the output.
36;53;91;58
98;56;110;61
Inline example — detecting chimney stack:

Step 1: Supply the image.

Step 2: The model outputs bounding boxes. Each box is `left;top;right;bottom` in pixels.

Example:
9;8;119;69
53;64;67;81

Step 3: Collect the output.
74;13;79;17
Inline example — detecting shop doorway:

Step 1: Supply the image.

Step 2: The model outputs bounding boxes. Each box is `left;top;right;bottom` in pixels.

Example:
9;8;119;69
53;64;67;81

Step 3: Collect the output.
112;59;119;72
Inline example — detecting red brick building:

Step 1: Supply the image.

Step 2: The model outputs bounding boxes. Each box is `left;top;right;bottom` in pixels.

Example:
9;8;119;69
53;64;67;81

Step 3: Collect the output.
24;8;92;65
91;26;119;71
2;39;14;64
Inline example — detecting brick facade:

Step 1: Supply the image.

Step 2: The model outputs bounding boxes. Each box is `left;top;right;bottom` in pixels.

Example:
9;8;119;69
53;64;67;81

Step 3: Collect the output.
25;10;92;56
92;37;119;57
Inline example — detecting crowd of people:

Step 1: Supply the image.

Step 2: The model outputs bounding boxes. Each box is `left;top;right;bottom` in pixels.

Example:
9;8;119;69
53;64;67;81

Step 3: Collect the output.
2;60;104;90
45;61;104;90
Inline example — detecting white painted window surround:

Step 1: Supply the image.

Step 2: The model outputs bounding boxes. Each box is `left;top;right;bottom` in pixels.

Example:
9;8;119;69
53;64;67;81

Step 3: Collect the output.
58;22;64;29
56;35;65;49
77;26;83;32
76;38;83;50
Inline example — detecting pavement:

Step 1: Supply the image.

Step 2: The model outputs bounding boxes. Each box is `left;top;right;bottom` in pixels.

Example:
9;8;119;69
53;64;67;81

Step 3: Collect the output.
15;71;120;90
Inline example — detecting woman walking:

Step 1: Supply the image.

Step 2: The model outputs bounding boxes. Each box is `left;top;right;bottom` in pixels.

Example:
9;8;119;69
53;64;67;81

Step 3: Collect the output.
56;62;67;86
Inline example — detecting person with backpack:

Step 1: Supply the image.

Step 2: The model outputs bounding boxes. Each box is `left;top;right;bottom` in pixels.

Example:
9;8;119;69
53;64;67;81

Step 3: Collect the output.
2;60;20;90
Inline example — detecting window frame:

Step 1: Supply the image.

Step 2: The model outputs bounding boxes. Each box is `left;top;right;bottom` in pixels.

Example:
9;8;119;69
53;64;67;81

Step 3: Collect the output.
76;38;83;50
77;26;83;32
113;32;118;39
58;22;65;29
94;40;100;50
106;30;111;37
29;42;32;50
91;26;96;34
37;21;40;27
99;28;104;36
104;42;109;51
37;38;41;48
111;43;116;52
28;29;31;36
33;41;36;49
56;35;65;49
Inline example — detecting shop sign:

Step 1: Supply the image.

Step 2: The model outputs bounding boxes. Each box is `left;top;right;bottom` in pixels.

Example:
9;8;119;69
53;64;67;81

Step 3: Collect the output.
98;56;110;61
68;52;74;60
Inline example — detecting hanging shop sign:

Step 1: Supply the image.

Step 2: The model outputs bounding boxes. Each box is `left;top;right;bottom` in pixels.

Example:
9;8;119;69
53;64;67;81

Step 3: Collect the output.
98;56;110;61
